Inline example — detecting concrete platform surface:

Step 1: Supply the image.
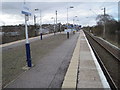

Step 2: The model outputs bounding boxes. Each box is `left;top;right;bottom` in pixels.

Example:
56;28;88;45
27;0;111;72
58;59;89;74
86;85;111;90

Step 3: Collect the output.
77;30;110;88
62;30;110;89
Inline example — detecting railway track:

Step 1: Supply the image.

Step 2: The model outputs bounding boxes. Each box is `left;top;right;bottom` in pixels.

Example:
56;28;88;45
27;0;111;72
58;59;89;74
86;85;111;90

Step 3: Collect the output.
84;30;120;90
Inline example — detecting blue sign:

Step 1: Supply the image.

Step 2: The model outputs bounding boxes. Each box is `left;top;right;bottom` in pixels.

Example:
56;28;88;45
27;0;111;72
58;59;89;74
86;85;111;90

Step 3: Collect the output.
64;29;72;32
22;11;31;16
21;4;31;16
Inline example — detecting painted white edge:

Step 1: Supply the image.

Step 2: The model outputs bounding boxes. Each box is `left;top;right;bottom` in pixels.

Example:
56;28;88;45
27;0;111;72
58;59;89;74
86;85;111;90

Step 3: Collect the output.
83;30;111;89
97;36;120;50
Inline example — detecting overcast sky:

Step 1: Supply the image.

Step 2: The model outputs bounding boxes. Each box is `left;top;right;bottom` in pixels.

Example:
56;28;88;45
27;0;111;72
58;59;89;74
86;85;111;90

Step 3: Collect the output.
0;0;119;26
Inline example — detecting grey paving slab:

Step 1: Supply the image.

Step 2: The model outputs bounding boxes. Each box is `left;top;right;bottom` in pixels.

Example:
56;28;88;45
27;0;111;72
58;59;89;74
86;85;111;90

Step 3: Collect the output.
79;60;96;69
77;81;103;88
5;33;79;88
77;30;104;88
78;68;102;82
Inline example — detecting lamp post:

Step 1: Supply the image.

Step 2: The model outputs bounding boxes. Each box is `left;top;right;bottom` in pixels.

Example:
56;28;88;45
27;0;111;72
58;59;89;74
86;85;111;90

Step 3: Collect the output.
102;7;106;39
40;10;42;40
58;20;61;33
34;9;38;36
66;6;74;39
56;10;57;33
34;15;37;36
73;16;77;31
34;8;43;40
67;6;74;29
51;17;55;35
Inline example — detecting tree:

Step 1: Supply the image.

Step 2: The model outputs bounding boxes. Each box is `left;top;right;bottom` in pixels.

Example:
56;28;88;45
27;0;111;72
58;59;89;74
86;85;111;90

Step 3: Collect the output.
95;14;119;46
96;14;118;34
96;14;116;25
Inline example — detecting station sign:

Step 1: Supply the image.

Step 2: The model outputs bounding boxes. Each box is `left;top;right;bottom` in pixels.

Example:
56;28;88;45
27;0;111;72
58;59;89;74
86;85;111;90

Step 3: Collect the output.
21;4;31;16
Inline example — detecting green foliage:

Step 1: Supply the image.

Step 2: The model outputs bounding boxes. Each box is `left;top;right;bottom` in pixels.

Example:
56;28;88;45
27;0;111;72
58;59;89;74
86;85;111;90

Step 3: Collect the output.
83;14;120;47
96;14;115;25
92;25;103;36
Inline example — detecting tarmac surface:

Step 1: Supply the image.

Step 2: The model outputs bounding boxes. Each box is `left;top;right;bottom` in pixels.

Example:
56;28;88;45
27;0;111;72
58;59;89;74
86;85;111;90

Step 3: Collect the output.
5;32;79;88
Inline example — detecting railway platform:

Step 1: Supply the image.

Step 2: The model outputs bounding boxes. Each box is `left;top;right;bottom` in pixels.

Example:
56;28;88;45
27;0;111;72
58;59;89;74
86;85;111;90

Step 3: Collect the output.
62;30;110;89
3;30;111;89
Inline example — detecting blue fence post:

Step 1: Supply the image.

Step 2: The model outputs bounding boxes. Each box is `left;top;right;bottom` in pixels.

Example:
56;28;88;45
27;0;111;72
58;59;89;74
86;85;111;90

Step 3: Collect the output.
25;43;32;67
67;32;69;39
40;33;42;40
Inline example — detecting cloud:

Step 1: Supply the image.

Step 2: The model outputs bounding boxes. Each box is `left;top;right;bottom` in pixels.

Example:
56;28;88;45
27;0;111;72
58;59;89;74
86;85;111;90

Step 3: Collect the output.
1;1;118;26
2;0;119;2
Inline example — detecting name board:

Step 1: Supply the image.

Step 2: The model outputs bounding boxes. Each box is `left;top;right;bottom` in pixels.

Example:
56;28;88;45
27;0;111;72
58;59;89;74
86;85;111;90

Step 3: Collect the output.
21;4;31;16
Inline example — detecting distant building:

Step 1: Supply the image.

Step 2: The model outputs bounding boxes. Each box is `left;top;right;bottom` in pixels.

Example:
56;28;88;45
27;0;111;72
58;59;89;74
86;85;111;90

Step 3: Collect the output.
5;32;20;36
38;28;49;34
0;32;4;36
